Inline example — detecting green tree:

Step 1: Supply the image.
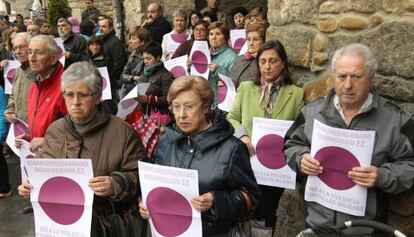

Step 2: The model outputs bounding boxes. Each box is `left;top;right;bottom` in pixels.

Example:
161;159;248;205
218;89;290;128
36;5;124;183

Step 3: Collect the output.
47;0;72;31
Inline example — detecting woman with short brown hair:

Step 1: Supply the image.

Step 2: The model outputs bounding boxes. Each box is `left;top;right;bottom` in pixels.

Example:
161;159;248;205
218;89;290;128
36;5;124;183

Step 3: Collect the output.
139;76;260;236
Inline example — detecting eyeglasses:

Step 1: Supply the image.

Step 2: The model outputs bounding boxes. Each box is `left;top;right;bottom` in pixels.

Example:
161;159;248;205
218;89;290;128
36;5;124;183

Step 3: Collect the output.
63;92;96;100
170;103;202;114
27;50;53;57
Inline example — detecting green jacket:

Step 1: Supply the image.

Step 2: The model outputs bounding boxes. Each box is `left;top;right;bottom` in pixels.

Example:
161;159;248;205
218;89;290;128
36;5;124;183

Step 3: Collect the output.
227;81;304;138
209;45;237;106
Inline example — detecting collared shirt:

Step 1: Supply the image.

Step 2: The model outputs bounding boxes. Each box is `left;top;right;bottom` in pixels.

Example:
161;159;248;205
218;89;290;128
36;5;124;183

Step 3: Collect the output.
334;93;373;124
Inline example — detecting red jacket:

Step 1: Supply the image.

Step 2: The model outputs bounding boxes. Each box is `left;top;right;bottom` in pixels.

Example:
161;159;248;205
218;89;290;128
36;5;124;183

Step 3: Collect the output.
27;63;68;139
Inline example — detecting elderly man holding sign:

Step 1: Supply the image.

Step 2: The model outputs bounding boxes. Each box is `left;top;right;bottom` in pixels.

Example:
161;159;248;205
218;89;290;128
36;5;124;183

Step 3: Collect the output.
285;43;414;236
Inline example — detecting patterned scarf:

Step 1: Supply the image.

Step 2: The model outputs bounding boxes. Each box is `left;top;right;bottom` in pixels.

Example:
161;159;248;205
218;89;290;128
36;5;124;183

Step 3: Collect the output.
259;77;282;117
245;51;257;61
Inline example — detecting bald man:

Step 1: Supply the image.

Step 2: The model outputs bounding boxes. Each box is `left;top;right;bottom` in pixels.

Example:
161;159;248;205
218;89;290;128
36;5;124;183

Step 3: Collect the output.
140;3;171;44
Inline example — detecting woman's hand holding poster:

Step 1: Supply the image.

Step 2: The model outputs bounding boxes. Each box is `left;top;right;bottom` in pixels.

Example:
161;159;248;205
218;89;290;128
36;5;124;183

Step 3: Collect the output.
26;159;94;237
251;117;296;189
138;161;202;237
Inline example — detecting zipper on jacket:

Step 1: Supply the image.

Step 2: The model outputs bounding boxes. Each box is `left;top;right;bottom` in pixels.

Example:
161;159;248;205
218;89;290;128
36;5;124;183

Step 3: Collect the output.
31;83;41;137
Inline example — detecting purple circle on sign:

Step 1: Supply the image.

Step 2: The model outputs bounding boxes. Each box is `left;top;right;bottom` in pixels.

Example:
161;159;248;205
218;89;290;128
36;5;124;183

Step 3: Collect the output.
217;79;227;104
191;51;208;73
234;38;246;53
14;121;26;137
170;66;187;78
314;146;360;190
171;34;188;43
256;134;286;169
38;176;85;225
7;68;15;84
101;77;108;90
147;187;192;236
121;99;137;109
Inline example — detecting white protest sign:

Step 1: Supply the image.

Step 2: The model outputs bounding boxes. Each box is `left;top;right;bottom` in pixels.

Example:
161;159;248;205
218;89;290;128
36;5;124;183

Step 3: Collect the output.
251;117;296;189
116;84;138;119
97;67;112;100
167;33;190;54
3;60;21;94
54;38;65;67
217;73;236;112
116;83;149;119
164;55;189;78
230;29;246;54
18;140;34;184
6;119;28;155
238;42;248;56
137;82;150;96
139;161;202;237
26;158;94;237
189;41;210;80
305;120;375;216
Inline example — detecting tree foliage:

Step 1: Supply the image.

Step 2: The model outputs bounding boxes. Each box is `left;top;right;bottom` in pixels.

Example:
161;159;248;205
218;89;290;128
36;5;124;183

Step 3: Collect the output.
47;0;72;31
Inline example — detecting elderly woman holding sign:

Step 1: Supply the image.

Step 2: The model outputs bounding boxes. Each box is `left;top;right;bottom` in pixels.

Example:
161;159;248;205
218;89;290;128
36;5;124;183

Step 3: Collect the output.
18;62;148;236
161;9;190;61
230;23;267;88
139;76;260;236
227;40;304;236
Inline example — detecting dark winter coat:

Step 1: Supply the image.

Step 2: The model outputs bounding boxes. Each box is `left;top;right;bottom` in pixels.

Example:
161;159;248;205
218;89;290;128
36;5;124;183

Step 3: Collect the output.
156;110;260;236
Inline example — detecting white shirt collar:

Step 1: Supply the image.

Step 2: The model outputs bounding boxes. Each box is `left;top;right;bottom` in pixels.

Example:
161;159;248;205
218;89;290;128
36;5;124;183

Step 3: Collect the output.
333;93;373;123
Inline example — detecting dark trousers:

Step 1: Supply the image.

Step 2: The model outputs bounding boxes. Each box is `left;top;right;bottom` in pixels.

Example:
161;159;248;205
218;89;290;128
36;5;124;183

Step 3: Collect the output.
253;185;284;233
0;143;10;193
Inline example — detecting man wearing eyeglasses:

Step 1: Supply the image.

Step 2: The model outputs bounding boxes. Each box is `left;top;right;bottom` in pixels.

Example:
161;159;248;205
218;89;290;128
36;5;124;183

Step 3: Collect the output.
285;43;414;236
15;35;67;155
3;32;32;125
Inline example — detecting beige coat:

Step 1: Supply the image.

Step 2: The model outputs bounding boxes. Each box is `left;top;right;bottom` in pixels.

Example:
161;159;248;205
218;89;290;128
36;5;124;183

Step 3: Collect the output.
4;63;32;123
40;107;147;204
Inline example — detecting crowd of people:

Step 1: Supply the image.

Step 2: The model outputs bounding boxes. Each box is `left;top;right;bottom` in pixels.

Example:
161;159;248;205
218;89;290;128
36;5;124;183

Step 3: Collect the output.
0;0;412;236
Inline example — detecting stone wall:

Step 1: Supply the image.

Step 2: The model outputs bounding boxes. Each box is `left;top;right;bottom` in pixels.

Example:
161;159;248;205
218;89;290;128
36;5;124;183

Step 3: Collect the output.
267;0;414;114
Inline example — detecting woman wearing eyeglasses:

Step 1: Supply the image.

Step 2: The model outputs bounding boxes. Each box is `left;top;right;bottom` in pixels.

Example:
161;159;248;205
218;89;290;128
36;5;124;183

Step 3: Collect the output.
138;76;260;236
18;62;148;236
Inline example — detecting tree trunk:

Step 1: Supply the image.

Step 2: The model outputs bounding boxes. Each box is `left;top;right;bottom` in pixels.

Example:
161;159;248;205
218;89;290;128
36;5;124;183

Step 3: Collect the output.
111;0;124;42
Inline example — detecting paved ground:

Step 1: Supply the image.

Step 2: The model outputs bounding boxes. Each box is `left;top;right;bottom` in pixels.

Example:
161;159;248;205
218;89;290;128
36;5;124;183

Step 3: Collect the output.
0;152;35;237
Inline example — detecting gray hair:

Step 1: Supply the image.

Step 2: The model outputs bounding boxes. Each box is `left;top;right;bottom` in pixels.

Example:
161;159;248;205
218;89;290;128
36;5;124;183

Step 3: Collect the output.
61;62;102;98
12;32;31;46
331;43;377;79
29;35;62;55
173;9;187;21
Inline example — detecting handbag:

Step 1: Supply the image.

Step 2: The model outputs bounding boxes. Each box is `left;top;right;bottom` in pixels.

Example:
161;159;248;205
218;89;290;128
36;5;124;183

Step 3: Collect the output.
132;95;170;160
92;172;147;237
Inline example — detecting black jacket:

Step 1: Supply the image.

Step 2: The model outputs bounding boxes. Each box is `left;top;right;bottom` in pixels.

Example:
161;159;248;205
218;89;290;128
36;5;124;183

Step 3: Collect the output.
137;64;173;114
102;31;127;88
156;110;260;236
146;17;172;44
62;32;87;68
